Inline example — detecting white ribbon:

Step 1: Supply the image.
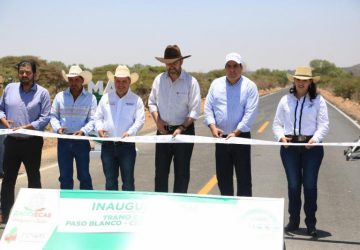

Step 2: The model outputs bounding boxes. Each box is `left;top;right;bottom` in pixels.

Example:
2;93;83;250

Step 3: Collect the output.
0;129;359;147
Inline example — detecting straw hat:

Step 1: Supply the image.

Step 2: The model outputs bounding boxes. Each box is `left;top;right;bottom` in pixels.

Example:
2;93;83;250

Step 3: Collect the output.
107;65;139;84
155;45;191;64
62;65;92;85
287;66;320;83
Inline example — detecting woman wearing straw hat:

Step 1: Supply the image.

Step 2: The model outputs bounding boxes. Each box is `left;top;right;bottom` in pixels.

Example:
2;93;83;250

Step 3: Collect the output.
272;66;329;237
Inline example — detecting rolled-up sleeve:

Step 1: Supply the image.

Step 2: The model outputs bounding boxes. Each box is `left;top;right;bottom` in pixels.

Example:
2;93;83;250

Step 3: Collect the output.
237;83;259;132
204;84;216;126
187;77;201;120
50;94;62;133
312;96;329;142
127;97;145;136
272;97;286;142
94;96;106;131
31;90;51;131
148;76;159;114
81;95;98;135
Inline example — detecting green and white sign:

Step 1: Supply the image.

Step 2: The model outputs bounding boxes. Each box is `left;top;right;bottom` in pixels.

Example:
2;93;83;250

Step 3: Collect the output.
1;188;284;249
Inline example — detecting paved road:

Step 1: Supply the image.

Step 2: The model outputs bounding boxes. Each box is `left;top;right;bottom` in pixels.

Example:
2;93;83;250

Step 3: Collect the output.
1;88;360;249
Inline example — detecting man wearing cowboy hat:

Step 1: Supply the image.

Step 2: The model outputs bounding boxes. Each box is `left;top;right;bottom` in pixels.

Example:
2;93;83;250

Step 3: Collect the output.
50;65;97;190
94;65;144;191
0;61;51;224
273;66;329;237
148;45;201;193
204;52;259;197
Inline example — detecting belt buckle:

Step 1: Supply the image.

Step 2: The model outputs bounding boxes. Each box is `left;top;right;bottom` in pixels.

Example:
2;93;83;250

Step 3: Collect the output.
297;135;306;142
166;125;175;133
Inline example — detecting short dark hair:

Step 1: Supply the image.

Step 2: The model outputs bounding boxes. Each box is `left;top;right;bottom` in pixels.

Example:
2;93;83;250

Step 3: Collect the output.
17;61;37;73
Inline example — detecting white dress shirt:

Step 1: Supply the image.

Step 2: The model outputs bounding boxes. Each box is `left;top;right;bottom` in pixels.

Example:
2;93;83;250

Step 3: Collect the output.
94;90;145;137
148;70;201;125
204;76;259;134
272;93;329;142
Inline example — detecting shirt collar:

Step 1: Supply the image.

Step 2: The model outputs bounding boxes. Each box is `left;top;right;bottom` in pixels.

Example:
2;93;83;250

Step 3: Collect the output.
64;87;87;96
20;82;37;92
226;76;242;86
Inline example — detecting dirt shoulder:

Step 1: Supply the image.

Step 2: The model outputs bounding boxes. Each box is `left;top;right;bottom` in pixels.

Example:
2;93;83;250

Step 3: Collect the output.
319;88;360;122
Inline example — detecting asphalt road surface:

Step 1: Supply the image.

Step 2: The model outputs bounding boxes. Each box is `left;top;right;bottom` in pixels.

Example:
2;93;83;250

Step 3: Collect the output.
1;88;360;249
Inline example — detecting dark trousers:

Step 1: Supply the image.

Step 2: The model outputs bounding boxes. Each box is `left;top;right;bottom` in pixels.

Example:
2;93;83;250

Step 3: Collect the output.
0;136;43;221
215;132;252;197
155;124;194;193
101;142;136;191
57;139;93;190
280;145;324;228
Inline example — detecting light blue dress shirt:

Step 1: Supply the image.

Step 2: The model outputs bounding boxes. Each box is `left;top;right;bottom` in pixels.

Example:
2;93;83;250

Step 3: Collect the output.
204;76;259;134
0;82;51;131
50;88;97;135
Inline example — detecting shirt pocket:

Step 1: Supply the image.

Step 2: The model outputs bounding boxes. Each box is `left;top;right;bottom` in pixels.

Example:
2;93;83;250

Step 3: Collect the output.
122;103;136;122
175;91;188;107
303;103;318;123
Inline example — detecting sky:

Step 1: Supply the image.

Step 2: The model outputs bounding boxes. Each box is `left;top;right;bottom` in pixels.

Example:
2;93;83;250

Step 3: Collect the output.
0;0;359;72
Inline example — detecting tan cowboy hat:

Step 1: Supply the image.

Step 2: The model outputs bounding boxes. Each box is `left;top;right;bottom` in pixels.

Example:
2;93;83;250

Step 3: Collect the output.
155;45;191;64
107;65;139;84
62;65;92;85
287;66;320;83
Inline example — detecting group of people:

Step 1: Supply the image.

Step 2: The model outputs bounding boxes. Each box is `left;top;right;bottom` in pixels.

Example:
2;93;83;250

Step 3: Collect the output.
0;45;329;238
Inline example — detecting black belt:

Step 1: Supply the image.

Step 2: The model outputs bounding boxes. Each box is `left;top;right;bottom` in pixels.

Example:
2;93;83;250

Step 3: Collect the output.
286;135;313;143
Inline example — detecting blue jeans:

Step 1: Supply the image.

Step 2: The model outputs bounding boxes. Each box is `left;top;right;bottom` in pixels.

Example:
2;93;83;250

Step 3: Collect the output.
280;145;324;228
57;139;93;190
101;142;136;191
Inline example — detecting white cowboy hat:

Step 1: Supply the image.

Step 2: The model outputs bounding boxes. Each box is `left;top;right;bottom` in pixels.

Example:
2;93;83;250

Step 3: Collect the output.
62;65;92;85
107;65;139;84
287;66;320;83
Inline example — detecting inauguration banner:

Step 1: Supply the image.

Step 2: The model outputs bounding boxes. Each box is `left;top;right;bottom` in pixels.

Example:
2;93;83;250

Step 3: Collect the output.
1;188;284;250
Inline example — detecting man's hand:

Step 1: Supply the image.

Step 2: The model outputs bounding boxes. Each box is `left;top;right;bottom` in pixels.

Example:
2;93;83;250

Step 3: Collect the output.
57;127;67;134
172;127;183;138
156;117;168;135
209;124;224;138
225;129;241;140
98;129;108;138
3;119;13;129
121;132;129;138
12;124;33;131
73;130;84;136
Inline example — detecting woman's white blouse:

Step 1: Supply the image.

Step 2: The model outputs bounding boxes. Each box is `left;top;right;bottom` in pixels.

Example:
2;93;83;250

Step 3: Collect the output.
272;93;329;143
